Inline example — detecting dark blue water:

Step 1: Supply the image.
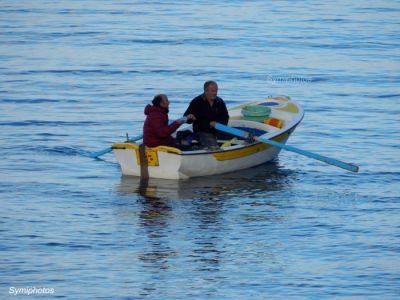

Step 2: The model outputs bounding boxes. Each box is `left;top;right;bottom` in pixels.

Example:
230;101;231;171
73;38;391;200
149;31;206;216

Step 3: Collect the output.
1;1;399;299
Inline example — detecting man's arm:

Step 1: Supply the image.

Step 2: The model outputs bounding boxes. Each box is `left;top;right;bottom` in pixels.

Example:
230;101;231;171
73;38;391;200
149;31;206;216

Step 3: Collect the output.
218;99;229;125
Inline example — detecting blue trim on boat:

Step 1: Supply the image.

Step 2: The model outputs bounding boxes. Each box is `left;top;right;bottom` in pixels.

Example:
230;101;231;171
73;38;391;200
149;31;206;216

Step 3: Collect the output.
260;102;280;106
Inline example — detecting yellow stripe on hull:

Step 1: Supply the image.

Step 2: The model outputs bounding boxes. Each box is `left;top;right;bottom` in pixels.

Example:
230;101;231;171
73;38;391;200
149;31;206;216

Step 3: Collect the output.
212;132;289;161
112;143;181;167
212;142;269;161
112;143;181;154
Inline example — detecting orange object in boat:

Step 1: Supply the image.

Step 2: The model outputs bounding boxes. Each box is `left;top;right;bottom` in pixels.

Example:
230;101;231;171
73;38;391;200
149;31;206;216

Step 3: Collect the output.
264;117;284;128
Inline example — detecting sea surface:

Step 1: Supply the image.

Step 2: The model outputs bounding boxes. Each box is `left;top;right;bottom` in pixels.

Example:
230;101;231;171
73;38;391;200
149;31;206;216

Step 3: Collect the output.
1;1;399;299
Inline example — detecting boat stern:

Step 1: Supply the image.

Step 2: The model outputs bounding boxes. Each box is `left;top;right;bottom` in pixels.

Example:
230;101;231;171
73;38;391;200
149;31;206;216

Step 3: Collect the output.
112;143;186;179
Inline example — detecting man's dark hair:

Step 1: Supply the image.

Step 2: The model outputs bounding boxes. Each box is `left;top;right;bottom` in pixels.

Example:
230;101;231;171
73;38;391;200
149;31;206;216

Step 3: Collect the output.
152;94;163;106
203;80;217;91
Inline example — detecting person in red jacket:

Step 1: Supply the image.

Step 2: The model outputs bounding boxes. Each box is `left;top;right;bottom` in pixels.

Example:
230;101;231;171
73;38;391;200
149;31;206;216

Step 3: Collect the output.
143;94;195;147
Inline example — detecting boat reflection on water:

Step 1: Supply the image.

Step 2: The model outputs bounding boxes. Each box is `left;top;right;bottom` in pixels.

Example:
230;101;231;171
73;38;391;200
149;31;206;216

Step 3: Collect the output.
116;161;294;201
114;162;295;295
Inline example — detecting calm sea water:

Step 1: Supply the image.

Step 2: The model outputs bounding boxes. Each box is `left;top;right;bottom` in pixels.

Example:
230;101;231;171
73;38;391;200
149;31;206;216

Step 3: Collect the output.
1;1;399;299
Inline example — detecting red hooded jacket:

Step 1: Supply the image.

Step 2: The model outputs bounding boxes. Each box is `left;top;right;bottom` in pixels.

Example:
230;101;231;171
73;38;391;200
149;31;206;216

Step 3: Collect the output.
143;104;180;147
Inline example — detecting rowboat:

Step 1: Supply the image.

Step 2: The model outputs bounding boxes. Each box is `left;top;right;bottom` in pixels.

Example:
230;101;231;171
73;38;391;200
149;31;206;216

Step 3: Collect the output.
112;95;304;179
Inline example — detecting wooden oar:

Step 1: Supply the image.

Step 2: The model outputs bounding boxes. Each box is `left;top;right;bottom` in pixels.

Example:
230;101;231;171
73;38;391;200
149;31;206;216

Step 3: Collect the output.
90;117;188;159
89;135;143;159
215;123;359;173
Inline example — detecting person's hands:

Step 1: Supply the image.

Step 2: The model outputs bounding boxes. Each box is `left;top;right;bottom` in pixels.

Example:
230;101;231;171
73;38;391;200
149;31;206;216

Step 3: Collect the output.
209;121;216;128
187;114;196;121
176;118;186;125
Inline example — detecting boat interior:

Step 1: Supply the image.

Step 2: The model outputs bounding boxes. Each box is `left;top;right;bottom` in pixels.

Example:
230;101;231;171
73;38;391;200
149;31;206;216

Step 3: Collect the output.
171;118;285;152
